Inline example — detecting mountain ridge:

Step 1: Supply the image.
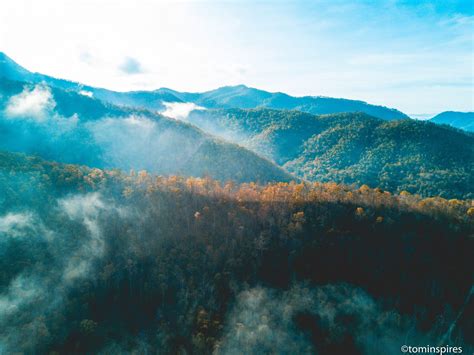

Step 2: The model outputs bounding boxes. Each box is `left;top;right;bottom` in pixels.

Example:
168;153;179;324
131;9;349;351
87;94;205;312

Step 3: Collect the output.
430;111;474;132
0;52;407;120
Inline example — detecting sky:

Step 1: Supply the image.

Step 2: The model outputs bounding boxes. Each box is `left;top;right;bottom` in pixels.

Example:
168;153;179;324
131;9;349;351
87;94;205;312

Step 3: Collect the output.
0;0;472;115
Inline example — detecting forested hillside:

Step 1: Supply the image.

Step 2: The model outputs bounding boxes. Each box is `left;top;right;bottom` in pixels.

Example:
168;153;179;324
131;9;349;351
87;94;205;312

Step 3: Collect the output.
0;79;291;183
2;0;474;353
0;150;472;354
188;109;474;199
430;111;474;132
1;51;473;355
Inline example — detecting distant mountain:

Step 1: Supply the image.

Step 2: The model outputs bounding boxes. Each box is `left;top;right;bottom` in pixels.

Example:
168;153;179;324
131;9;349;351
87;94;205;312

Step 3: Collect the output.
0;52;35;81
0;52;407;120
0;78;292;183
188;108;474;199
165;85;409;120
430;111;474;132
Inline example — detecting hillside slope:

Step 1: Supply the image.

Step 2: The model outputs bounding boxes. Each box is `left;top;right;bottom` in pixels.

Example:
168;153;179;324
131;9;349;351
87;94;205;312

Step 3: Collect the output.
430;111;474;132
188;108;474;198
0;79;292;183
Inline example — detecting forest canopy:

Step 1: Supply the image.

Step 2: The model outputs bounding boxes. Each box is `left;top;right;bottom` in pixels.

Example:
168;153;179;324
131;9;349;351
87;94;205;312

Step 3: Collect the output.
0;151;472;354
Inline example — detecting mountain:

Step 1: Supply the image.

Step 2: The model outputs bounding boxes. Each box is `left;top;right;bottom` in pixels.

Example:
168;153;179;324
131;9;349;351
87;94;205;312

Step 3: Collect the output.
0;52;183;111
1;52;473;355
0;52;407;120
0;78;292;183
1;51;471;197
1;150;472;353
430;111;474;132
166;84;409;120
0;52;35;81
187;108;474;199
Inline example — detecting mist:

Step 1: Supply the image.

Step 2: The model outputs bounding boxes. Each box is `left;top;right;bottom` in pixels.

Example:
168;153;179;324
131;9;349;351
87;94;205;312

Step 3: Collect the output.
162;102;205;121
0;82;291;183
0;193;128;353
217;284;448;355
87;114;207;174
186;109;267;157
0;212;35;237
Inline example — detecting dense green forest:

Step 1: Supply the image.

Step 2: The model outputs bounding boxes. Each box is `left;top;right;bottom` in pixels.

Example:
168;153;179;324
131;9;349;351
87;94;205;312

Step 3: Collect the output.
0;79;291;183
0;151;472;354
188;108;474;199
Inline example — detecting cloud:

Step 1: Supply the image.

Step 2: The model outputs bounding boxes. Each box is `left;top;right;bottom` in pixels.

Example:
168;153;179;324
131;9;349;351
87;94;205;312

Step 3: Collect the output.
87;114;206;173
0;212;34;238
218;284;442;355
59;193;108;281
119;57;144;75
0;274;45;317
217;286;314;354
79;50;94;65
122;115;155;130
4;85;55;120
1;0;473;112
79;90;93;97
162;102;205;120
0;193;127;353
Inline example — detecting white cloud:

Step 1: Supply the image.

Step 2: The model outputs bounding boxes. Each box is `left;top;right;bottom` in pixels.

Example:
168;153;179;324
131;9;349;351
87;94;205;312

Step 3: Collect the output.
162;102;205;121
79;90;93;97
5;85;55;120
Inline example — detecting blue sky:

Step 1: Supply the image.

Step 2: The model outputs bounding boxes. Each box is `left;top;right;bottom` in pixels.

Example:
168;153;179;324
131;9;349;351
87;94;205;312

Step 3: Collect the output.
0;0;472;114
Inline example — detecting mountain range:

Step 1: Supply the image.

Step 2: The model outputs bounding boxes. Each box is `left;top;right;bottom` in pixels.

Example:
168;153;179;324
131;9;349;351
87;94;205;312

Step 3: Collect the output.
1;51;473;354
1;52;473;199
1;52;407;120
3;52;473;129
